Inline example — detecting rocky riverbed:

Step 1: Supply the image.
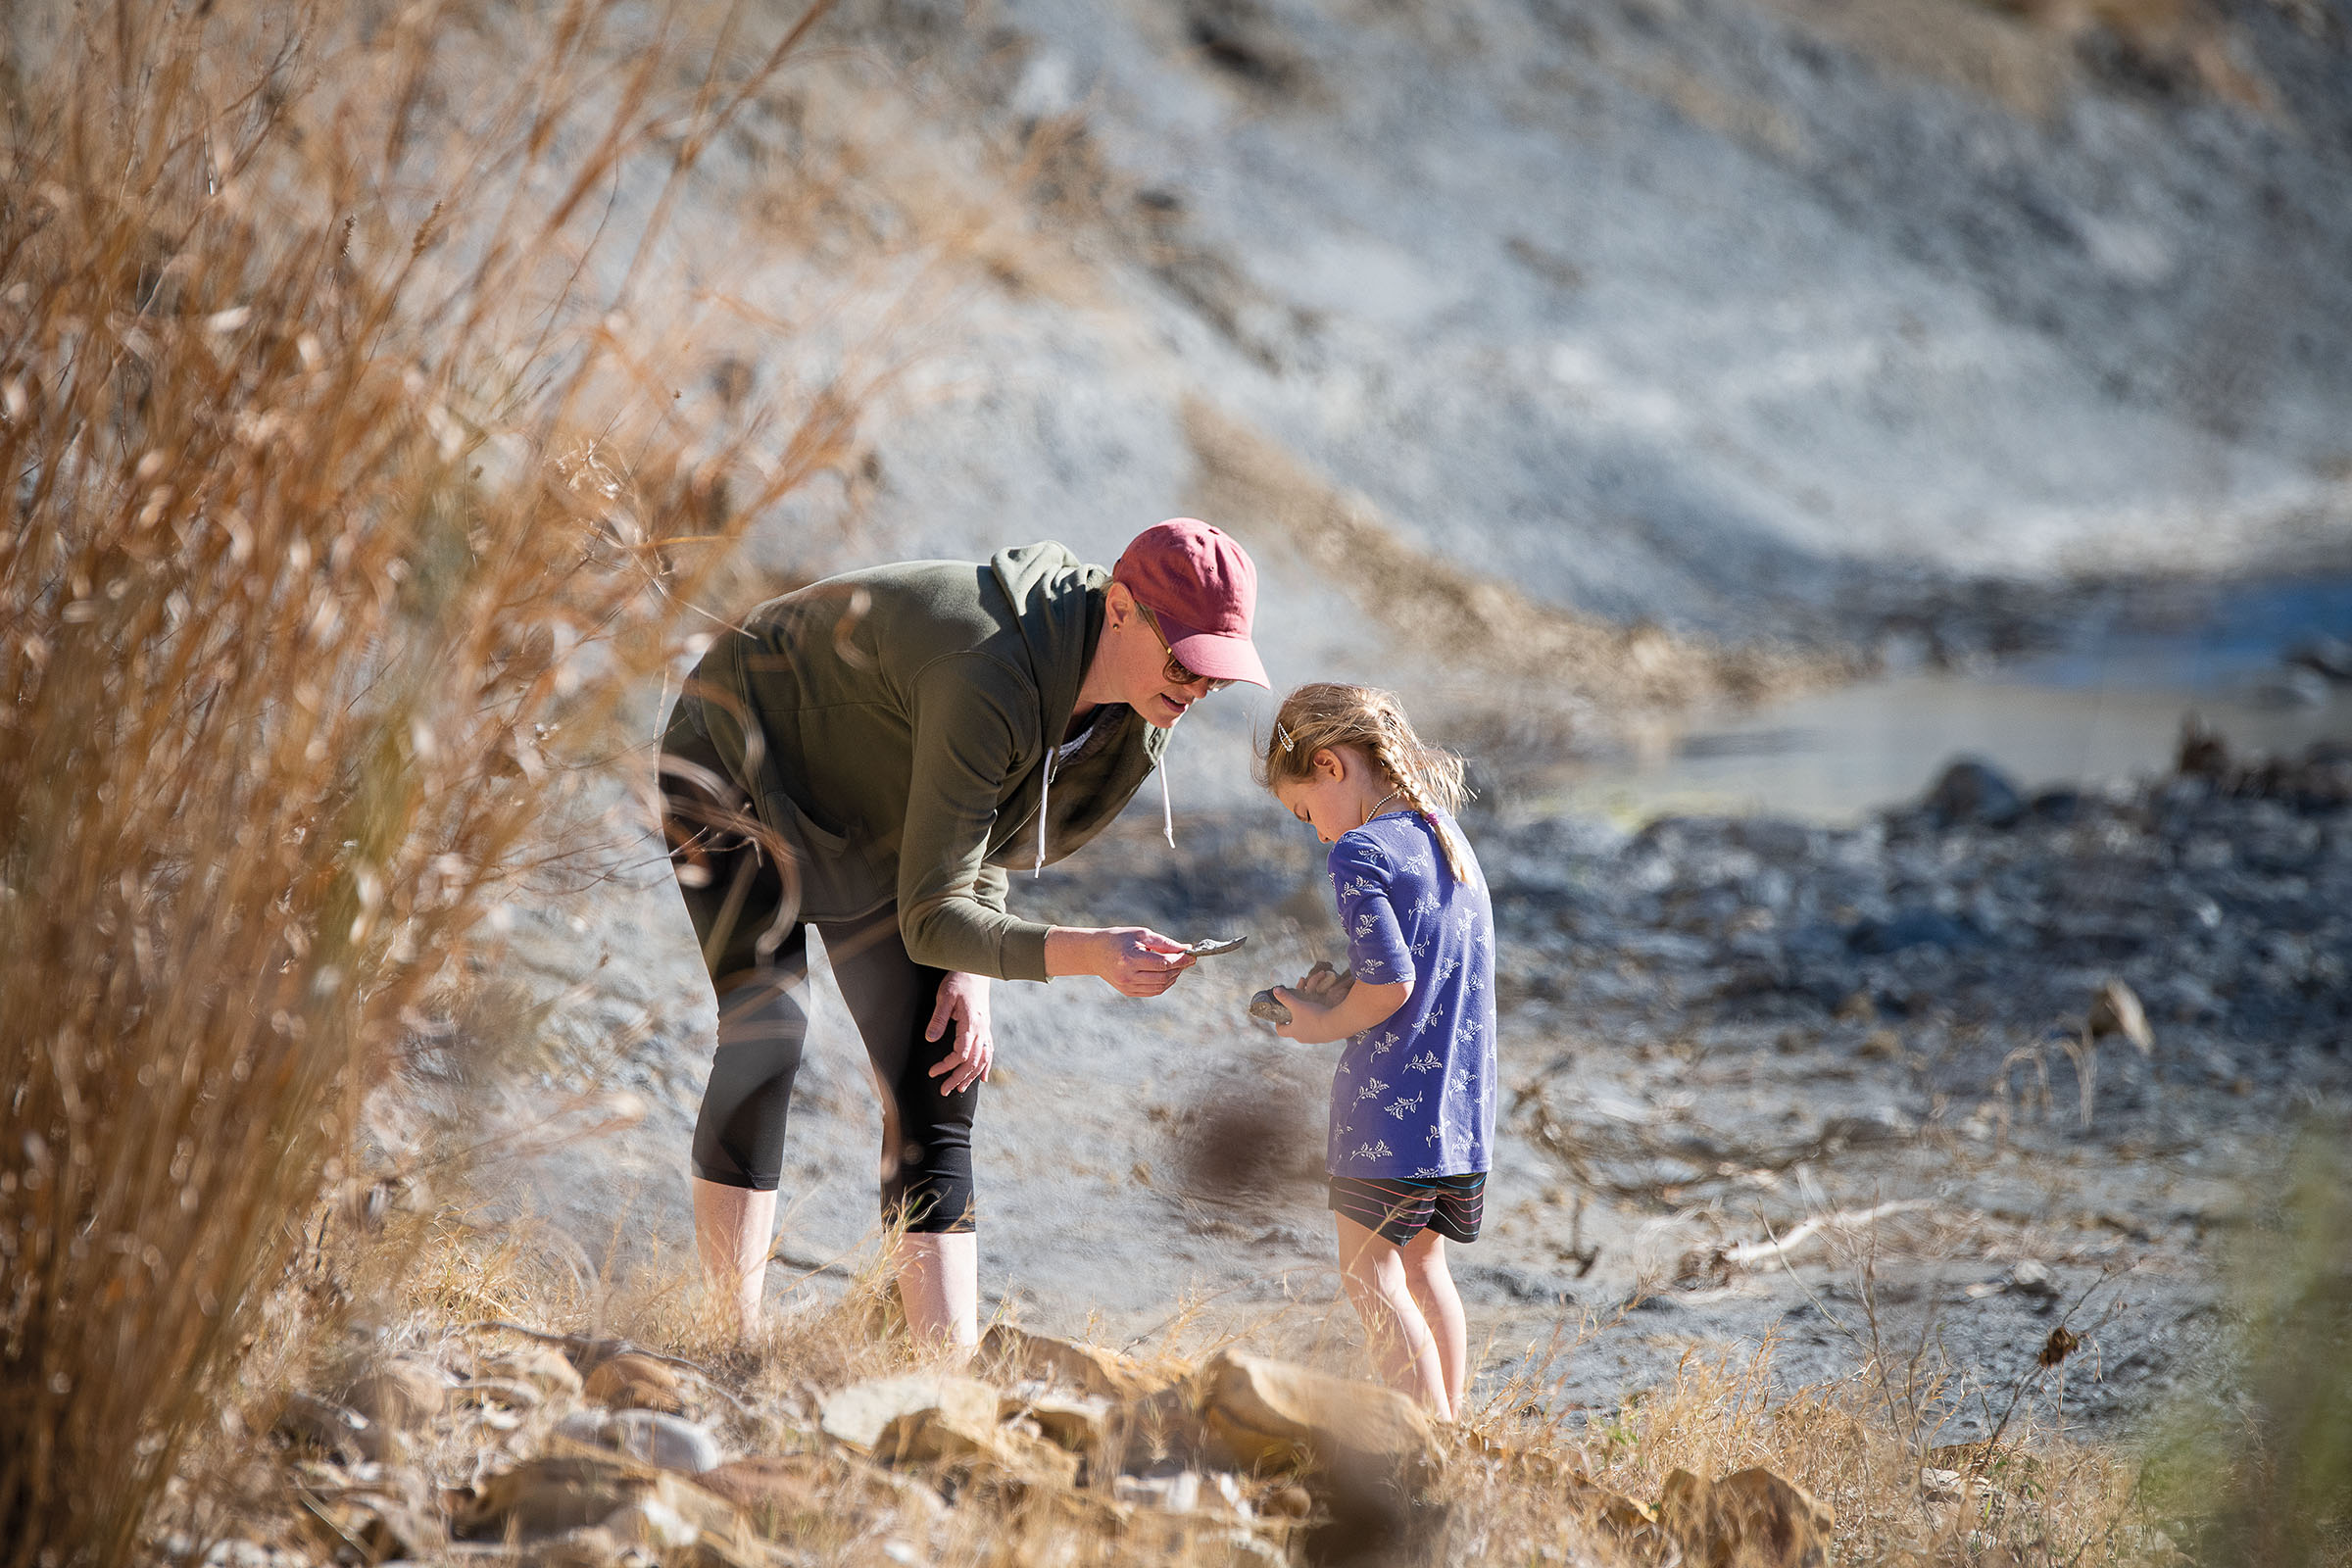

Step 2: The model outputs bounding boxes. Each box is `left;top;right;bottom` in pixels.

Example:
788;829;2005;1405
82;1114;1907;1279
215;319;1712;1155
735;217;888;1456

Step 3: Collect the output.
404;721;2350;1467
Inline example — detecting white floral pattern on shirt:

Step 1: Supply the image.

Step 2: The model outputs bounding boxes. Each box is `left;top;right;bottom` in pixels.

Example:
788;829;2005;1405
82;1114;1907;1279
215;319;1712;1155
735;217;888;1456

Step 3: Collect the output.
1323;813;1496;1182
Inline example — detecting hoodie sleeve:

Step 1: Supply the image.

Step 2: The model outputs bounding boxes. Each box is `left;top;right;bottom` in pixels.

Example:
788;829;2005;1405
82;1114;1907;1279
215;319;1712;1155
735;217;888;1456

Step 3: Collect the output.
897;655;1053;982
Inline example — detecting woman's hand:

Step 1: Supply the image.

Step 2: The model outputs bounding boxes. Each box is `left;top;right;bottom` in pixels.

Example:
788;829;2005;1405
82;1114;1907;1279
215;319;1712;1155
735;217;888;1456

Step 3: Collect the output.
1045;926;1198;997
926;971;994;1095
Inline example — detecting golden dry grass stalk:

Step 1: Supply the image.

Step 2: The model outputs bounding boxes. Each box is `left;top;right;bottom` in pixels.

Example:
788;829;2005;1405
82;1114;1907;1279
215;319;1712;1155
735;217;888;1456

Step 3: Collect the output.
0;1;855;1560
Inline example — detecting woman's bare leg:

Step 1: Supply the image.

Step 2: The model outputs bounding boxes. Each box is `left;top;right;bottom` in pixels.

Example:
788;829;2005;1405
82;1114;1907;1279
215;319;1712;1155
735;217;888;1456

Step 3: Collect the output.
1335;1215;1449;1417
693;1176;777;1330
1398;1230;1469;1415
894;1231;979;1365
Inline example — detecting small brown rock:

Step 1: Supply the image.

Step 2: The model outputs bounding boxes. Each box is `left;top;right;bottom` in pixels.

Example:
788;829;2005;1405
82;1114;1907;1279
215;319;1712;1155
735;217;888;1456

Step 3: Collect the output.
1657;1466;1834;1568
583;1352;687;1415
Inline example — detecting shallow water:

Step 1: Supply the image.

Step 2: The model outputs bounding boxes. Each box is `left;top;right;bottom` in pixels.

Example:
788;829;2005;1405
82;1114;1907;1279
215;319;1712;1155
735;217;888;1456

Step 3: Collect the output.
1544;576;2352;825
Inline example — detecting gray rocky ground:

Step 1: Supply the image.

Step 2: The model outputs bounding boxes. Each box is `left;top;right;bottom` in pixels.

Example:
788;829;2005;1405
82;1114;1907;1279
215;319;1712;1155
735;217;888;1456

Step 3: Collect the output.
418;725;2349;1448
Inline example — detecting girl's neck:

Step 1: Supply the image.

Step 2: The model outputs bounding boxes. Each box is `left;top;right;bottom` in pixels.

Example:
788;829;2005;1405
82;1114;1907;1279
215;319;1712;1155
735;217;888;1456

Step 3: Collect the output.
1348;771;1405;828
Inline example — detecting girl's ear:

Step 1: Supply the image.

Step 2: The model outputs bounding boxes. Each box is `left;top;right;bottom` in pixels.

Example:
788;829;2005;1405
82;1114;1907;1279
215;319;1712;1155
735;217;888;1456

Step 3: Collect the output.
1312;746;1346;782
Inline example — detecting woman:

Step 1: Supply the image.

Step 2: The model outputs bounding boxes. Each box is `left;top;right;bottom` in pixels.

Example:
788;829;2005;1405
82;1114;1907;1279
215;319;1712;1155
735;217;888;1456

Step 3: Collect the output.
659;519;1268;1348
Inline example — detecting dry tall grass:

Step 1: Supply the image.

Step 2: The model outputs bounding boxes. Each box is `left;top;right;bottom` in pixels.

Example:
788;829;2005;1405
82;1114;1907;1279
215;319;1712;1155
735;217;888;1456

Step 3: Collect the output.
0;2;866;1561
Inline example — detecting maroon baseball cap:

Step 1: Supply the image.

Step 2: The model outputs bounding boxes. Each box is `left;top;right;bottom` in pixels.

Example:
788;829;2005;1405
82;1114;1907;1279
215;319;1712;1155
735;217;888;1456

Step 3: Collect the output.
1112;518;1270;689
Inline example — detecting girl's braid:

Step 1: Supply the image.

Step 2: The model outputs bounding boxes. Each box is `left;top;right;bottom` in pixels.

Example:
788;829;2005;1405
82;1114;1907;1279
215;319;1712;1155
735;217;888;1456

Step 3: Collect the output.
1368;708;1474;883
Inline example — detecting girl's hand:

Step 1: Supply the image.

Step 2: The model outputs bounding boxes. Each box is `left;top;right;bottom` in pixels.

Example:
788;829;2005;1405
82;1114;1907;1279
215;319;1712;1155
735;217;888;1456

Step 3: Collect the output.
1271;977;1412;1046
1270;986;1321;1043
926;972;994;1094
1046;926;1198;997
1294;961;1353;1007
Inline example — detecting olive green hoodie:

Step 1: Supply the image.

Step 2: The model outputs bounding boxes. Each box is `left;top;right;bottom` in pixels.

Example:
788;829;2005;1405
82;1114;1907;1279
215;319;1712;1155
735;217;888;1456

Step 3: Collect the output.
662;542;1169;983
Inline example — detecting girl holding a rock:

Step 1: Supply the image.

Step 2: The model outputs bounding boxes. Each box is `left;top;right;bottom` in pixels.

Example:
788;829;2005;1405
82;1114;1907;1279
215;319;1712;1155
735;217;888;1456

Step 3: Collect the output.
1257;684;1497;1419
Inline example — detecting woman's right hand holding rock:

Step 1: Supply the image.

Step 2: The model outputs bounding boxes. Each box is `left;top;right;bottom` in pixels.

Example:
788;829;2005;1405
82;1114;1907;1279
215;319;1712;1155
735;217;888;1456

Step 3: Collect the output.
1046;926;1197;997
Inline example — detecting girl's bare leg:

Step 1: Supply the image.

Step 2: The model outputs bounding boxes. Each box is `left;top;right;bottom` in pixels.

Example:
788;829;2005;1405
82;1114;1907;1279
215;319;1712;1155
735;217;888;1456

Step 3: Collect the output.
1398;1230;1469;1415
1336;1215;1449;1417
693;1176;777;1331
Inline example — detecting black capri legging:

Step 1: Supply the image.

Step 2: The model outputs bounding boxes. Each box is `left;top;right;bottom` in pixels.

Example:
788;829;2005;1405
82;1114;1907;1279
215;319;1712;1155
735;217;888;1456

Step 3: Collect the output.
660;736;978;1234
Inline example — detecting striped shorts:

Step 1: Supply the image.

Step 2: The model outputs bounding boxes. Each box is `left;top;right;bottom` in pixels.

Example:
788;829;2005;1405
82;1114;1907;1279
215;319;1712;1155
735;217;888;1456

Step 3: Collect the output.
1328;1172;1488;1246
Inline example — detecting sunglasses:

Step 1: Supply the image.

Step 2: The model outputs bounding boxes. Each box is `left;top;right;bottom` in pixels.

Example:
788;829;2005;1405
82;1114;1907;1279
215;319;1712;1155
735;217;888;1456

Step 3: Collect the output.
1138;606;1234;693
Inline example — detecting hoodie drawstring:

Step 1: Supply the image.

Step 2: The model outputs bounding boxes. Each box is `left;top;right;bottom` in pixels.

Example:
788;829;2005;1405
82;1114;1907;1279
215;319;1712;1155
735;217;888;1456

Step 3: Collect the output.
1033;744;1054;877
1160;710;1179;848
1033;714;1178;878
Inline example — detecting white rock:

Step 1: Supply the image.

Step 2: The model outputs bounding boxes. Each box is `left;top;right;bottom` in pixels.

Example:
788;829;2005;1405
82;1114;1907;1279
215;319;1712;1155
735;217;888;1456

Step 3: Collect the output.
818;1373;997;1453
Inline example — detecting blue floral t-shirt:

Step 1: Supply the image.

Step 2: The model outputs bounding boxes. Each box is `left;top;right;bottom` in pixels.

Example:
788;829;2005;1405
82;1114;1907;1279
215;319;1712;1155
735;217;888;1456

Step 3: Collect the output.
1325;810;1495;1180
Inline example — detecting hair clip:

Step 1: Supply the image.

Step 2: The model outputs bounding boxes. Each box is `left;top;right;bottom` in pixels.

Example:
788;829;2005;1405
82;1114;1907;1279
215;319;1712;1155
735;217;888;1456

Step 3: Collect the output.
1276;722;1295;752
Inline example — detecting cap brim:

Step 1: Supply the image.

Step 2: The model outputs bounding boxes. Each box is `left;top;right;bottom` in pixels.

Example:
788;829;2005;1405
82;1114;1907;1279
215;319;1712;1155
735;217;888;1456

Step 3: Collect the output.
1162;622;1271;689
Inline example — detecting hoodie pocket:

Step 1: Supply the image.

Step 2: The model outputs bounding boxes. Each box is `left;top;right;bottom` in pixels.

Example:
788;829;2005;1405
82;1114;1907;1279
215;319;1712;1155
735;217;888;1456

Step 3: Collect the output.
759;790;850;857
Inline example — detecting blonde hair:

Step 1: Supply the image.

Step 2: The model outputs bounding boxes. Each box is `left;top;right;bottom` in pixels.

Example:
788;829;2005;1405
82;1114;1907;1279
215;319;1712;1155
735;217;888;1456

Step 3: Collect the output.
1257;683;1476;881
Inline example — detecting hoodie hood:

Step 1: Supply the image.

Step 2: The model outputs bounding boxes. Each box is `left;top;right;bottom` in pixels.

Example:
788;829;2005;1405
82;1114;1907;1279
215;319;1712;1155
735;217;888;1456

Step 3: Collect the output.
990;542;1173;872
992;541;1101;742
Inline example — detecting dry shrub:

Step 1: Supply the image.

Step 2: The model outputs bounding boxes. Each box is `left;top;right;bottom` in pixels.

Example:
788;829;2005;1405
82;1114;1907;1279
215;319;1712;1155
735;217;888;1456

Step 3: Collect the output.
0;1;869;1561
1510;1336;2150;1565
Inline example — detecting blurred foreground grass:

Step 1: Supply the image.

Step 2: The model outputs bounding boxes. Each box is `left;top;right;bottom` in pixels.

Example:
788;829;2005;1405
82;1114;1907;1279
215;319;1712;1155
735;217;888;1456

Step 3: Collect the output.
0;0;858;1560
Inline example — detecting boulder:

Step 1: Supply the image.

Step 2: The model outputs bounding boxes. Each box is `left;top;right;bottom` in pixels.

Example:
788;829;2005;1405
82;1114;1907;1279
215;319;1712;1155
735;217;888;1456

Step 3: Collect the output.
1194;1350;1440;1479
820;1372;1001;1455
1657;1467;1835;1568
582;1352;687;1416
979;1325;1176;1400
554;1407;724;1474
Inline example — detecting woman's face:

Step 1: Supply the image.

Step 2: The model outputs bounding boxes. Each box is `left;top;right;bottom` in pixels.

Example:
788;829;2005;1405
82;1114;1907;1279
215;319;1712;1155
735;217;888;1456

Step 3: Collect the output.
1102;585;1220;728
1273;745;1376;844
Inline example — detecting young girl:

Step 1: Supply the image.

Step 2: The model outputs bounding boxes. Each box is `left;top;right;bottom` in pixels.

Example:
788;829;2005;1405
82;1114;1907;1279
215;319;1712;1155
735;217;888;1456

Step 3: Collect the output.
1257;683;1495;1420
